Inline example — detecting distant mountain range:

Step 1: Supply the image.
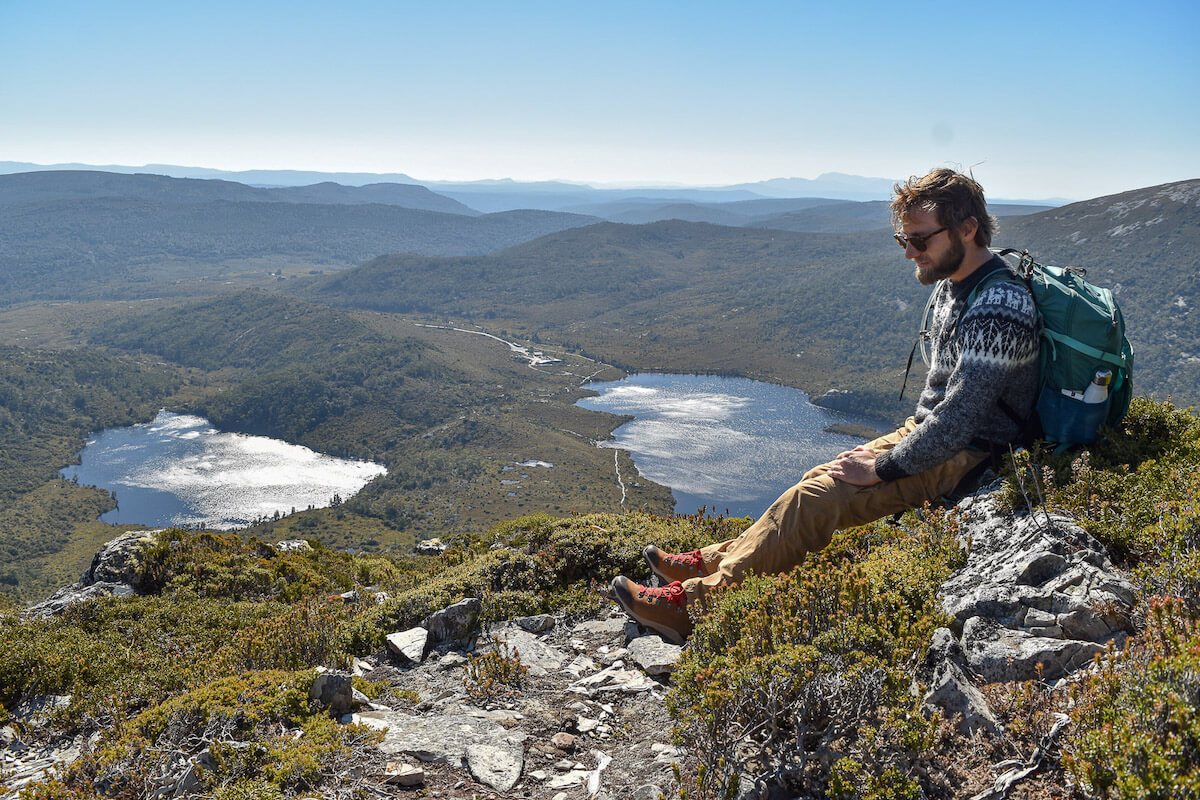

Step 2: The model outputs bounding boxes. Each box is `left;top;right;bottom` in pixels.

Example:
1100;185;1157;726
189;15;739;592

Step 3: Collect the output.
0;161;1069;209
0;169;476;215
0;171;597;304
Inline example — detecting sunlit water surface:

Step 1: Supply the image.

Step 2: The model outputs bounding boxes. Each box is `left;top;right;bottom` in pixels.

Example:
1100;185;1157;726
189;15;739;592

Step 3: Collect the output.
576;374;879;518
61;411;387;529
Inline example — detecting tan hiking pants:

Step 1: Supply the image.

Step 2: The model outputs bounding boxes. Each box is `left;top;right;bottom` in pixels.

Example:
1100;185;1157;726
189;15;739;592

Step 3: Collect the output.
682;418;988;603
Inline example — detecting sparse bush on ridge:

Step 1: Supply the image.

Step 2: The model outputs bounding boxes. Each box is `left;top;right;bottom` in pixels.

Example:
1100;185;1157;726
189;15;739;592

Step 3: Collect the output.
667;508;963;799
1065;597;1200;797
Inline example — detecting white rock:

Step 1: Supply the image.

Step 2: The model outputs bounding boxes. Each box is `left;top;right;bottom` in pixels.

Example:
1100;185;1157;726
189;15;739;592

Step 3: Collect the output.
386;627;429;665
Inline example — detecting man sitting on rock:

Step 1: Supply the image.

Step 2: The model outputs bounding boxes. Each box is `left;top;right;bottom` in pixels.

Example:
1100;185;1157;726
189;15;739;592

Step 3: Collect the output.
612;168;1041;644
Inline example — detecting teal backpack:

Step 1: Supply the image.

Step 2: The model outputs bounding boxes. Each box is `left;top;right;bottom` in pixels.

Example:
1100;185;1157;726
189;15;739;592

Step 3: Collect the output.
915;248;1134;449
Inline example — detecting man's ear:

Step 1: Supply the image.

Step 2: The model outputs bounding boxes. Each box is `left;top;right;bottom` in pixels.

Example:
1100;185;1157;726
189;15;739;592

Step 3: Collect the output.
958;215;979;242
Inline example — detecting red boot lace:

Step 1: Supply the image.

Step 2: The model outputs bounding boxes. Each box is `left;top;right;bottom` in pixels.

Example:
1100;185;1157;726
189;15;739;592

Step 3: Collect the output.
639;580;687;608
666;550;703;571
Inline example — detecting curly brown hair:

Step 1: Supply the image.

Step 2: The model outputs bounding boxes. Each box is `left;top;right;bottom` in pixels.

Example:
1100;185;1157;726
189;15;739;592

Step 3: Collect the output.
890;168;995;247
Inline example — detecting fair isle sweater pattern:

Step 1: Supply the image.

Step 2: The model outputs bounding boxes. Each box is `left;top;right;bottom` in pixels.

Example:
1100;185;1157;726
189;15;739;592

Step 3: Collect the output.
874;257;1040;481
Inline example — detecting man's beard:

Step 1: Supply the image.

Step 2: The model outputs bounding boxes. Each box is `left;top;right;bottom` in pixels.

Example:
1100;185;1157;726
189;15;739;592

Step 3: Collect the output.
914;235;965;285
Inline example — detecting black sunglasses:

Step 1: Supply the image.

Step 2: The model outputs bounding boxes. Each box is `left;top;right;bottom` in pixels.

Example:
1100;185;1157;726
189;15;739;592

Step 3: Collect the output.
893;226;947;252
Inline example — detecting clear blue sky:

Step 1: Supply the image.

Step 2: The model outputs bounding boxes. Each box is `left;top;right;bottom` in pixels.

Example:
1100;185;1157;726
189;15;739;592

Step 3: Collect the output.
2;0;1196;200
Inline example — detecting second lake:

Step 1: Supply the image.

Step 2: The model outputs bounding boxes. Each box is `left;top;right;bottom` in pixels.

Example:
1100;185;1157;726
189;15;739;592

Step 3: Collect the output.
576;373;882;519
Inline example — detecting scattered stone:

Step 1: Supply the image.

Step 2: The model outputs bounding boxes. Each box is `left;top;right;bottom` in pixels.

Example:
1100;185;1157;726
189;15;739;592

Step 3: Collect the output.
309;671;363;715
423;598;482;649
439;652;467;670
627;636;682;675
547;770;590;789
572;617;628;637
595;647;629;666
467;742;524;792
551;732;577;751
385;762;425;786
375;711;527;790
577;717;599;734
567;665;657;696
416;538;448;555
566;654;598;676
386;627;429;665
651;743;685;764
634;785;664;800
515;614;557;633
275;539;312;552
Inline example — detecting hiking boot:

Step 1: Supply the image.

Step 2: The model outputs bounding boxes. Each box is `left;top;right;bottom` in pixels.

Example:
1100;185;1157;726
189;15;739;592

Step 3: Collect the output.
643;545;710;584
610;575;693;644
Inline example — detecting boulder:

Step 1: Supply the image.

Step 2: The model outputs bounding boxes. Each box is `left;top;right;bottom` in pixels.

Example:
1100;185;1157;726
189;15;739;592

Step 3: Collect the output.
386;628;429;665
627;635;683;676
275;539;312;552
310;670;365;715
937;495;1133;682
515;614;557;633
423;597;482;649
416;538;448;555
26;530;160;617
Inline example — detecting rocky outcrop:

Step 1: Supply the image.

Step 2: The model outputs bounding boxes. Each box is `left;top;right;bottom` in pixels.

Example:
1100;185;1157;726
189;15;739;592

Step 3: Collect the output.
939;493;1132;682
26;530;161;617
920;490;1135;734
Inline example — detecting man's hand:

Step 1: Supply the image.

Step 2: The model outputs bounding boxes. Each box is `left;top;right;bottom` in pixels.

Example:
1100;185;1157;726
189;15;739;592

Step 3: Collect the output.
828;447;882;486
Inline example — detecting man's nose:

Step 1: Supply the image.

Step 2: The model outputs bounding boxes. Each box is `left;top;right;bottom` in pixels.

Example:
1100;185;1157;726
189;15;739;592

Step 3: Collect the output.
905;241;920;258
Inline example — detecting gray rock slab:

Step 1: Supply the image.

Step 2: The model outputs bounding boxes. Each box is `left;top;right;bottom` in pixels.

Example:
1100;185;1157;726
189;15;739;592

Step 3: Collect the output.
627;635;683;676
567;664;657;696
937;494;1134;683
467;742;524;792
515;614;557;633
922;657;1001;735
375;711;527;769
962;616;1106;682
572;617;628;637
482;625;568;676
386;627;429;665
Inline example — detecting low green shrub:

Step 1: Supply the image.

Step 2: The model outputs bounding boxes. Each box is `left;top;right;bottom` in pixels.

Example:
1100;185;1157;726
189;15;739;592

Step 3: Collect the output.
465;638;528;701
667;507;963;798
1065;597;1200;797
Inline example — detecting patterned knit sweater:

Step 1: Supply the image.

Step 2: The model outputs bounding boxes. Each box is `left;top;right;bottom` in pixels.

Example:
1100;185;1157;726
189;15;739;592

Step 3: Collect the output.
874;255;1040;481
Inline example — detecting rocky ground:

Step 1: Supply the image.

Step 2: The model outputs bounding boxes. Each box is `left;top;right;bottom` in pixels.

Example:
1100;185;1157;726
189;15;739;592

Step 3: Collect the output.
2;484;1139;799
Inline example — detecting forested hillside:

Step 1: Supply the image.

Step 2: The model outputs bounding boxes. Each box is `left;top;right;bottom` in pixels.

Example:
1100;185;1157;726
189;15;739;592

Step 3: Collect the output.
0;346;180;594
1001;180;1200;402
